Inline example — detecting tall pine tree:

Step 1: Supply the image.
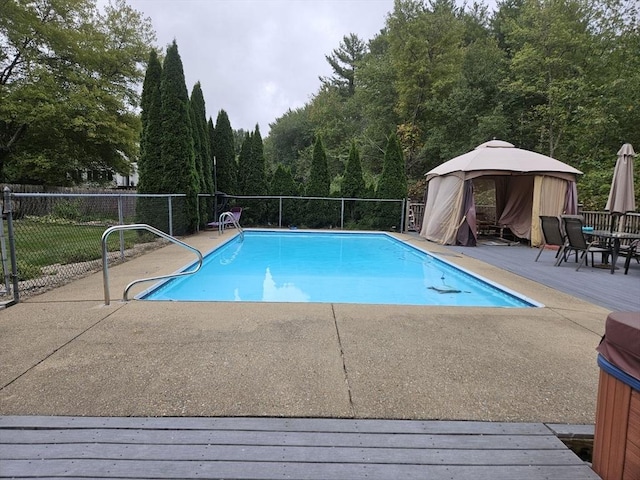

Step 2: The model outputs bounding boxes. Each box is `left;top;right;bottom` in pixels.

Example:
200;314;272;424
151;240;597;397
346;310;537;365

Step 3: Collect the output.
248;125;267;196
238;125;268;224
212;110;237;194
136;49;163;228
341;141;366;223
160;41;199;233
270;164;301;226
236;131;252;195
376;133;407;230
306;136;332;227
307;136;330;197
190;82;214;226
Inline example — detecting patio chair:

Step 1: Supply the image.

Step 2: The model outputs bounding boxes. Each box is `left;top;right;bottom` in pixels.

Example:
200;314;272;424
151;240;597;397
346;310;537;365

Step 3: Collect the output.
623;239;640;275
206;206;242;229
561;216;613;271
535;216;568;265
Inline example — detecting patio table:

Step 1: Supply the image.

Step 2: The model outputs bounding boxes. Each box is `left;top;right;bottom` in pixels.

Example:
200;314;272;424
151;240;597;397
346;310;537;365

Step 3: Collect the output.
589;230;640;274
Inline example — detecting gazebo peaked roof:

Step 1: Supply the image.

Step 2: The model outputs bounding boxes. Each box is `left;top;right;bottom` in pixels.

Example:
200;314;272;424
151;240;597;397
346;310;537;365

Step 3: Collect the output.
425;140;582;180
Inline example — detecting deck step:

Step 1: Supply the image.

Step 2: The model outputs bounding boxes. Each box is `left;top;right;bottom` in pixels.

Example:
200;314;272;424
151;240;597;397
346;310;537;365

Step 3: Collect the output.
0;416;600;479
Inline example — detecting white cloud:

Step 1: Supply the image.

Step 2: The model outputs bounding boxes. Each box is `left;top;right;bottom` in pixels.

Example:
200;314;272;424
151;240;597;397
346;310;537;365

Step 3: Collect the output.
126;0;395;134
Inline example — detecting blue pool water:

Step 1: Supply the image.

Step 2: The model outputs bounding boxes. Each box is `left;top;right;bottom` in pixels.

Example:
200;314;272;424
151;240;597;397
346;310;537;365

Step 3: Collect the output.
141;231;538;307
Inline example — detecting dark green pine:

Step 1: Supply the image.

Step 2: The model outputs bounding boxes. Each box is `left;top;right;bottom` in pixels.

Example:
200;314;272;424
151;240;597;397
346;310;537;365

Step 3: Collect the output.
212;110;238;194
190;82;214;225
160;40;199;233
376;133;407;229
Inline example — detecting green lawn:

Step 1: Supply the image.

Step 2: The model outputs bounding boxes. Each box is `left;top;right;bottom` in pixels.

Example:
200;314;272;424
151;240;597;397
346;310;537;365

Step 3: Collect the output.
3;219;142;280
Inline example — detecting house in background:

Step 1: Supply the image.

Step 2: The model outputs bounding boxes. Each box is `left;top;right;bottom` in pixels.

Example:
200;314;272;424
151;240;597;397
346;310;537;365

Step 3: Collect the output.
113;162;138;189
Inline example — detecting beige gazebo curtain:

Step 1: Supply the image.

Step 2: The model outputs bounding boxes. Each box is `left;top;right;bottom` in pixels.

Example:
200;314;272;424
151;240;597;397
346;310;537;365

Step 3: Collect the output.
531;176;569;246
420;174;465;244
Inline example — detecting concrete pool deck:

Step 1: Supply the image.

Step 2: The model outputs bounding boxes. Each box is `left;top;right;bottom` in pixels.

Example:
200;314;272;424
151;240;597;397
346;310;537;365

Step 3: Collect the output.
0;230;618;423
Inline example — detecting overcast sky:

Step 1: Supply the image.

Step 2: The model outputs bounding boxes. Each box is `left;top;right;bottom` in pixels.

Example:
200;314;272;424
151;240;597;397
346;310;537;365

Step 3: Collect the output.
126;0;395;135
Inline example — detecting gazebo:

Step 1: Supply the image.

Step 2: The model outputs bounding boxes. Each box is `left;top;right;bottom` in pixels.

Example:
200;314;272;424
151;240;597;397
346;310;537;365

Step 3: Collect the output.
420;140;582;246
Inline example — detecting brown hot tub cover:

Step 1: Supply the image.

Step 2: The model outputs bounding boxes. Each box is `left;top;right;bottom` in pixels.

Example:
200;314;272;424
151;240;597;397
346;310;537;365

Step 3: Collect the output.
596;312;640;381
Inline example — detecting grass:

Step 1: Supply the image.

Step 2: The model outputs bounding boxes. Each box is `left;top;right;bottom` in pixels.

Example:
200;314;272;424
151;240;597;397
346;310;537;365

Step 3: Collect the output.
2;218;142;281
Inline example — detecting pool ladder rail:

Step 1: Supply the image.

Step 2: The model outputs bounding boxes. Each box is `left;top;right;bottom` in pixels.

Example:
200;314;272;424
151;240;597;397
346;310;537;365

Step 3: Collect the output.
217;211;244;239
101;224;203;306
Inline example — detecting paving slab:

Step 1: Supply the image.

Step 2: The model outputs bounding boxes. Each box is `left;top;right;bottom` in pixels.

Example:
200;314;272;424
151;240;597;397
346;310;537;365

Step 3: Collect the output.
0;301;124;388
334;304;599;423
0;302;352;417
0;230;613;423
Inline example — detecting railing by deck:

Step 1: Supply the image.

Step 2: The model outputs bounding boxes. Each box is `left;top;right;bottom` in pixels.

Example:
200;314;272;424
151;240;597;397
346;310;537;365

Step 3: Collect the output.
580;211;640;233
408;205;640;237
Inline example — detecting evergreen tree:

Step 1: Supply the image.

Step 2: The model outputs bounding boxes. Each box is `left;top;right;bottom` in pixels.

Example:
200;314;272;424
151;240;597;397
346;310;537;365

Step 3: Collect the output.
271;164;300;196
307;136;330;197
160;40;199;233
246;125;268;195
212;110;237;194
190;82;214;226
236;132;252;195
270;164;301;226
306;136;333;227
320;33;367;96
138;49;163;194
208;118;216;191
136;49;163;229
376;133;407;230
341;141;366;223
239;125;268;224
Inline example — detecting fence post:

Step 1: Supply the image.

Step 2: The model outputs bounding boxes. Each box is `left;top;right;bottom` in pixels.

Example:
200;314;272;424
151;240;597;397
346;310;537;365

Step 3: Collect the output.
168;196;173;236
0;190;11;295
400;198;406;234
340;198;345;230
117;195;125;260
3;187;19;303
279;197;283;228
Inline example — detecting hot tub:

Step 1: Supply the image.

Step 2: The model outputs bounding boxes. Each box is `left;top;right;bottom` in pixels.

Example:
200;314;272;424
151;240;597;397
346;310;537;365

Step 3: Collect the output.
593;311;640;479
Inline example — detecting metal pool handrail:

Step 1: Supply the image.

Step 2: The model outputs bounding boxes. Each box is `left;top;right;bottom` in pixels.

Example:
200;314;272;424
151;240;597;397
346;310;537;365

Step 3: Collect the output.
218;211;244;238
101;224;203;305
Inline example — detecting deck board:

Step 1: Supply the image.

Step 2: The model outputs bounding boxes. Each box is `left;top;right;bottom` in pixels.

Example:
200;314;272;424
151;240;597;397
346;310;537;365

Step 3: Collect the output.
446;242;640;312
0;416;600;479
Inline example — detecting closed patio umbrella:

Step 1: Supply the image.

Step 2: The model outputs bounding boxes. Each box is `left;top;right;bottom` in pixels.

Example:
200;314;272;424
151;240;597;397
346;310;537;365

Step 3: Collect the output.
605;143;636;231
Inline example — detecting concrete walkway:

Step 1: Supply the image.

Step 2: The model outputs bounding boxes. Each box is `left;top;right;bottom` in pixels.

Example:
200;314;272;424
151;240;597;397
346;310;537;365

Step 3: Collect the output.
0;231;613;424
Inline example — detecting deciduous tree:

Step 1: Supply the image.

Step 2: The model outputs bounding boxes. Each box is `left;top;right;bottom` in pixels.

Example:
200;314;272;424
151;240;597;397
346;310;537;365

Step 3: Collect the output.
0;0;155;184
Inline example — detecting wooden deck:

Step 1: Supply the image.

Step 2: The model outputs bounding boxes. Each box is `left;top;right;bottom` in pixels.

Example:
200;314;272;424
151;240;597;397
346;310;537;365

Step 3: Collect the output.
0;416;600;479
446;241;640;312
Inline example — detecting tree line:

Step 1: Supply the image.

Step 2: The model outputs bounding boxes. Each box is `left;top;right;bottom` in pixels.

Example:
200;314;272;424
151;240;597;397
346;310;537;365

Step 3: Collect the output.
266;0;640;210
3;0;637;220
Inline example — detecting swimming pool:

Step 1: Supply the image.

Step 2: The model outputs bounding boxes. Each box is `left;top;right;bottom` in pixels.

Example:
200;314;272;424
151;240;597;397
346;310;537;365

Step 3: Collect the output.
140;231;539;307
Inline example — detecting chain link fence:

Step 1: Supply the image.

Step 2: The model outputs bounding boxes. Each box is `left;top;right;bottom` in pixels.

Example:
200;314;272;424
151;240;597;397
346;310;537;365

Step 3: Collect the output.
1;187;407;306
0;189;185;304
